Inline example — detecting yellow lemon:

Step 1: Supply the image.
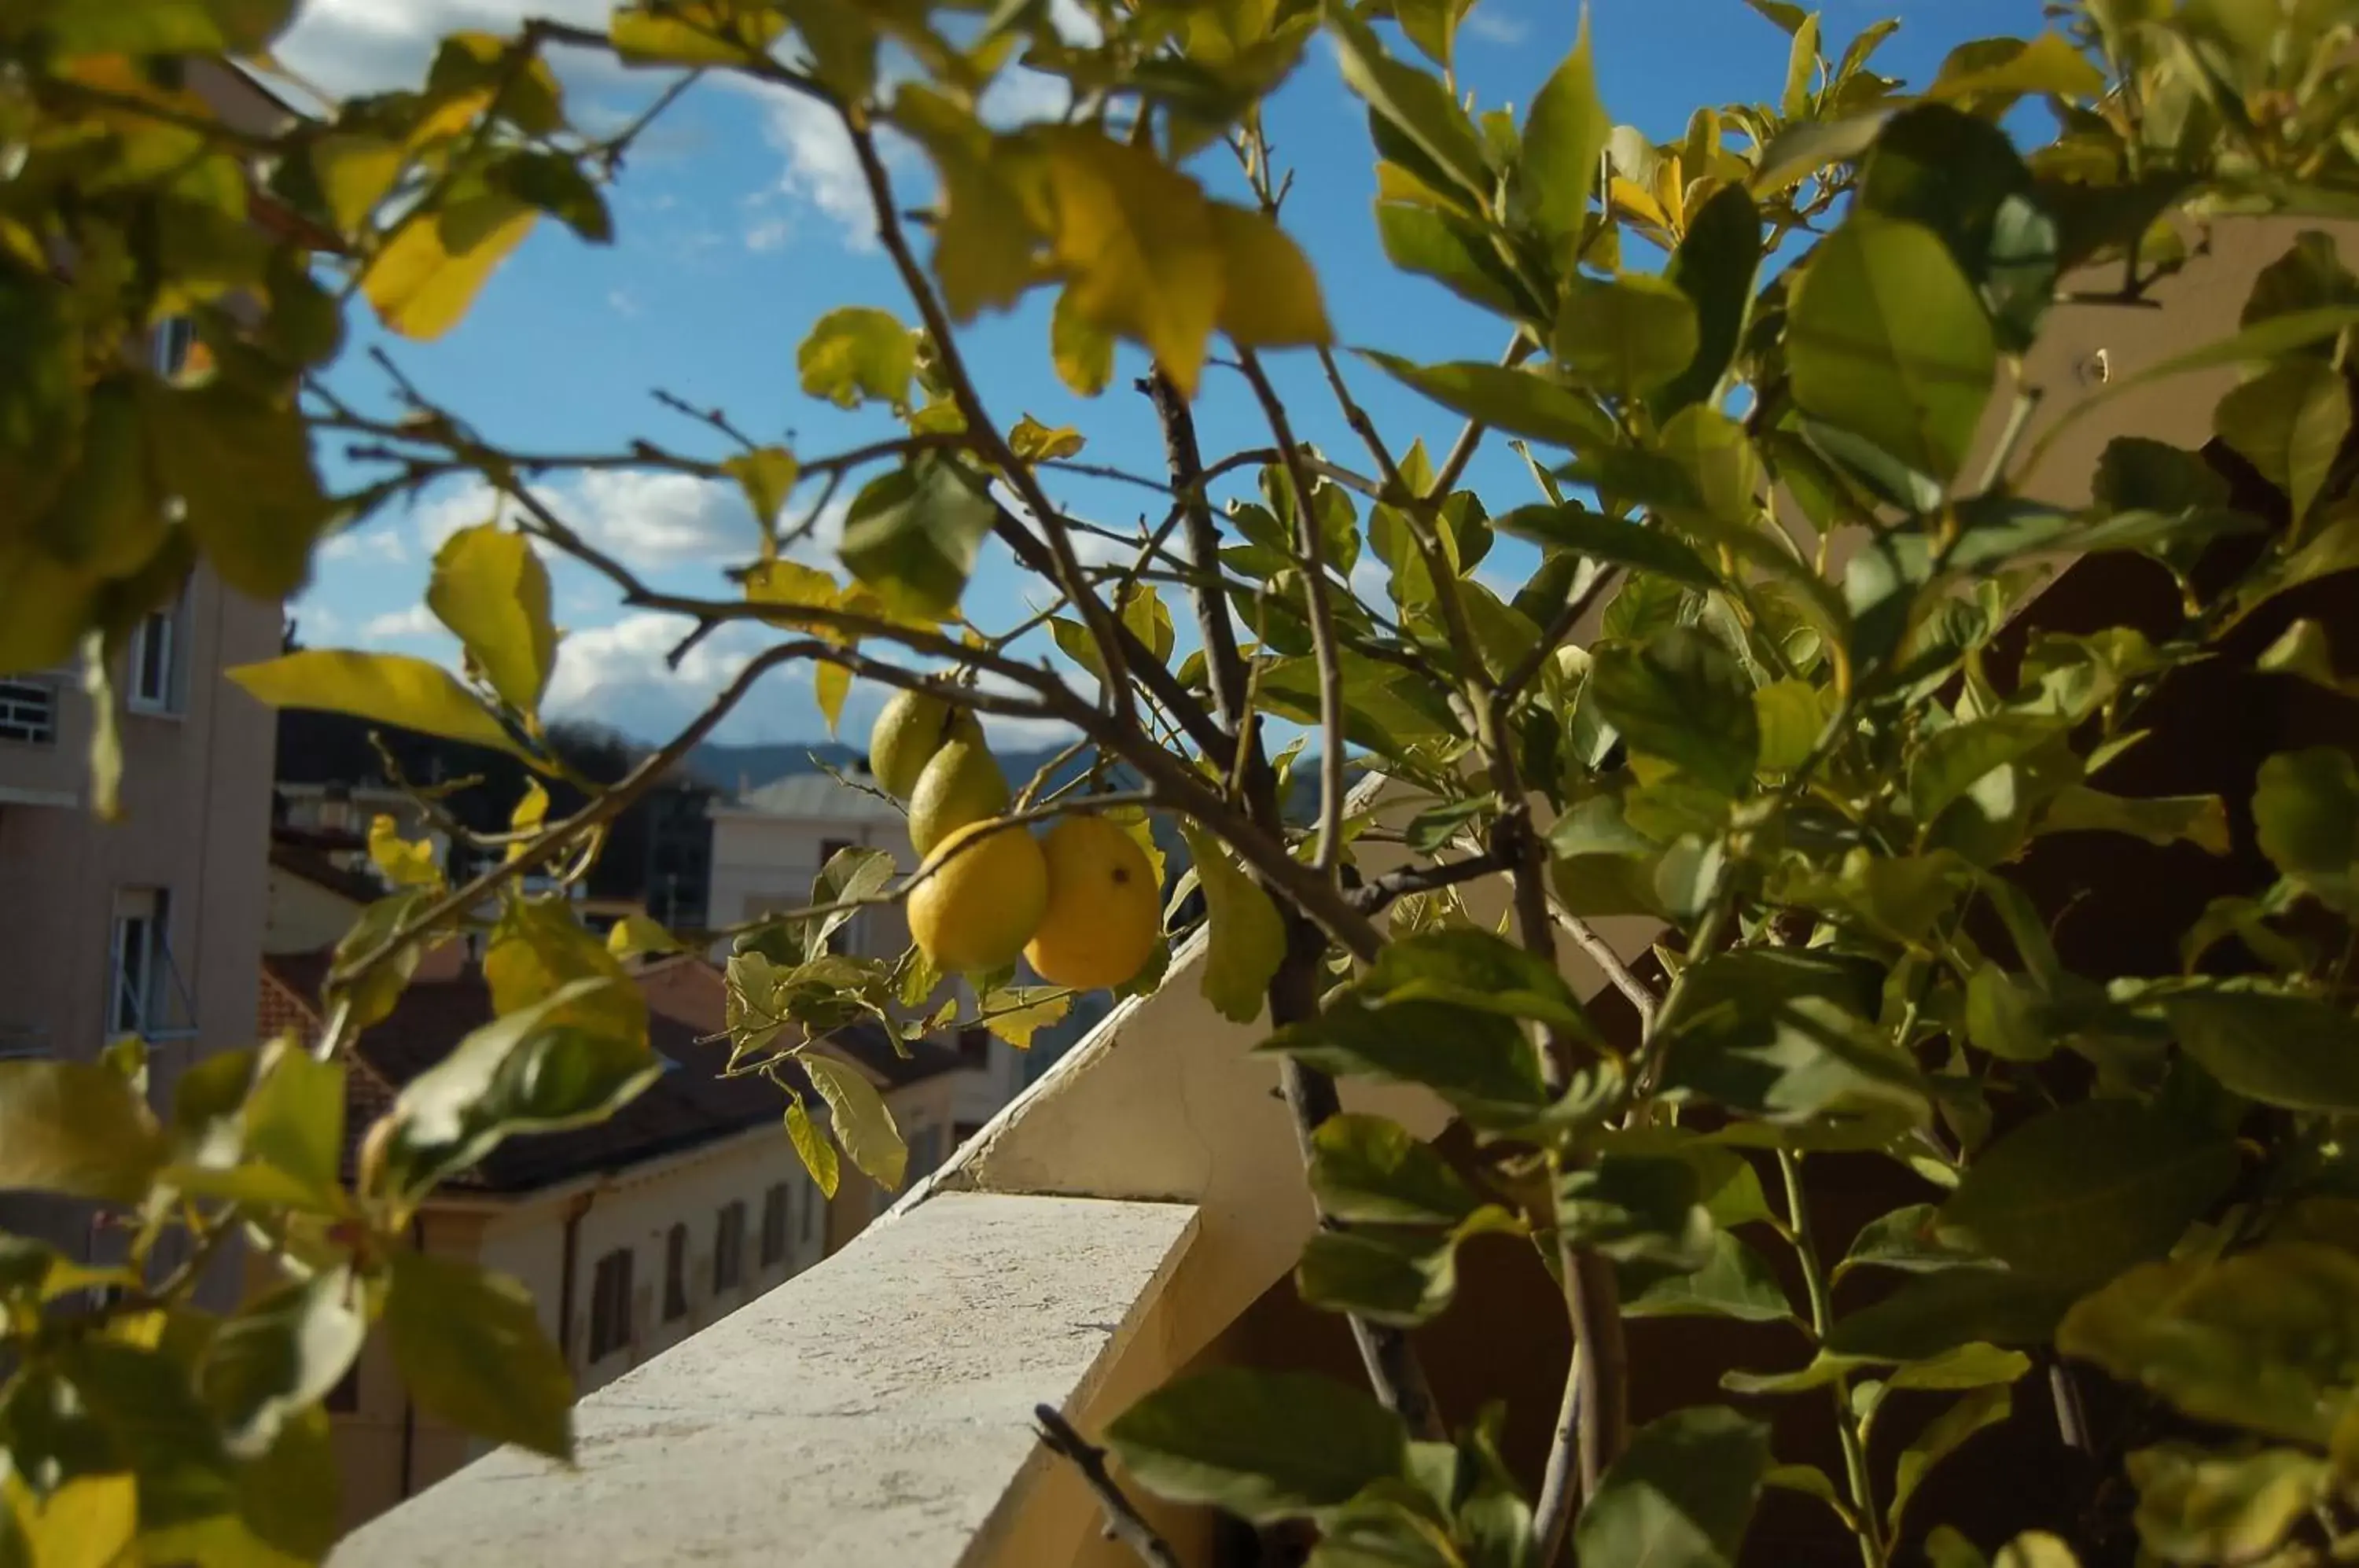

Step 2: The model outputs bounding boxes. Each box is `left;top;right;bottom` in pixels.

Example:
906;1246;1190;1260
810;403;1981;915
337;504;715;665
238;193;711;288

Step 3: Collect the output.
907;735;1010;856
869;688;980;798
1023;816;1162;989
907;819;1047;974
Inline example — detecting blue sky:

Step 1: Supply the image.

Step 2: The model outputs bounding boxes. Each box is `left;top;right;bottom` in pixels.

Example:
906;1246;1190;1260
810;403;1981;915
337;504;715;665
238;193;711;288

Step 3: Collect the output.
278;0;2048;750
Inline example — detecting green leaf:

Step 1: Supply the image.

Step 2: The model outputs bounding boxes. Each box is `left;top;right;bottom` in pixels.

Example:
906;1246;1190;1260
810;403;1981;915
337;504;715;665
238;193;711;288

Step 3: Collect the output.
1588;628;1760;797
1181;823;1287;1025
1825;1272;2081;1360
1560;1156;1713;1270
0;1061;164;1202
1621;1231;1792;1323
230;650;538;764
46;0;298;54
2257;618;2353;695
1357;926;1593;1038
2215;359;2351;522
1938;1100;2236;1286
1859;105;2055;352
386;1250;574;1460
375;977;661;1198
148;381;333;601
1310;1115;1482;1227
1555;274;1700;399
785;1098;839;1199
365;197;536;341
2256;749;2358;916
837;458;999;622
1964;965;2048;1063
1751;112;1890;194
201;1265;365;1454
1908;717;2063;825
1788;216;1997;487
484;149;613;244
1330;11;1492;207
1572;1406;1770;1568
1927;31;2105;101
799;307;916;410
1925;1527;1990;1568
1297;1228;1460;1327
606;913;684;963
1654;185;1765;416
800;1050;907;1191
1750;679;1824;774
2166;990;2359;1112
1264;1000;1547;1121
1009;414;1085;463
1890;1343;2034;1392
1359;353;1612;450
426;525;557;715
1377;202;1544;321
486;896;648;1045
240;1042;346;1205
2059;1244;2359;1445
1514;17;1611;261
49;1339;234;1529
1107;1369;1407;1525
2124;1443;2329;1566
1494;506;1717;586
1781;12;1821;118
2035;786;2229;855
1889;1386;2011;1535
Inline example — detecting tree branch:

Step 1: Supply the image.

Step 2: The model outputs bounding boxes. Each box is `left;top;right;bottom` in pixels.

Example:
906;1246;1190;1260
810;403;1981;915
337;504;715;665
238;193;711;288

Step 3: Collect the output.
1032;1406;1186;1568
1348;852;1508;915
1556;910;1660;1036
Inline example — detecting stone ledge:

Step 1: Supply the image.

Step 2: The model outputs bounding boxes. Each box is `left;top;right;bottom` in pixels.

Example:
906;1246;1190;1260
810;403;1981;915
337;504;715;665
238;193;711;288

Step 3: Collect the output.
333;1192;1198;1568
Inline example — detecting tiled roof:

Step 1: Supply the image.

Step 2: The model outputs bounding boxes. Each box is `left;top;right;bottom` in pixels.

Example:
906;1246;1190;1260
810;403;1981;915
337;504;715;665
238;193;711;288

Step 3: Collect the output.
258;953;967;1196
725;772;906;823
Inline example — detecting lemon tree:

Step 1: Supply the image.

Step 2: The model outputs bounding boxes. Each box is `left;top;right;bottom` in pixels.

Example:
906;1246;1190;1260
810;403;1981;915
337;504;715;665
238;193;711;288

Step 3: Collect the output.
7;2;2359;1566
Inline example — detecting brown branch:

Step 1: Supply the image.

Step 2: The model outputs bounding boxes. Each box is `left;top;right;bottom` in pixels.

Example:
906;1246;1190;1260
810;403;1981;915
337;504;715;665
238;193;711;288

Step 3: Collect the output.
1143;370;1252;745
1558;911;1660;1036
1348;852;1508;915
1032;1406;1186;1568
1237;349;1347;878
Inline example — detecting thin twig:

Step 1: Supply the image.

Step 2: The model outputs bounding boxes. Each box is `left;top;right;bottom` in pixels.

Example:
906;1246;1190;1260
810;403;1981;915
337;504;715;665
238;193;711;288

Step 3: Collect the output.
1349;852;1508;915
1557;911;1660;1035
1032;1406;1184;1568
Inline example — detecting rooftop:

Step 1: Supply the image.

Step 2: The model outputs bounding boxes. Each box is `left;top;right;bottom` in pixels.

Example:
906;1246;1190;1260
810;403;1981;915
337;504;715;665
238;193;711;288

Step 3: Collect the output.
720;771;907;823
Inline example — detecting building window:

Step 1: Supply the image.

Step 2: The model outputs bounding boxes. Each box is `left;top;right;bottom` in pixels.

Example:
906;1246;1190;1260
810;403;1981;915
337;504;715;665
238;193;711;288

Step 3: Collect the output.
109;889;164;1038
588;1248;633;1362
153;315;196;378
760;1184;788;1268
326;1364;360;1414
800;1179;819;1246
712;1201;745;1294
663;1224;688;1322
127;602;182;715
0;677;57;746
956;1026;991;1066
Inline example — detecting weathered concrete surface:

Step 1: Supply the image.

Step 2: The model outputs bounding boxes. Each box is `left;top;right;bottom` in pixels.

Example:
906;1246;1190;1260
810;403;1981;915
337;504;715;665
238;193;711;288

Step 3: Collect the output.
332;1192;1197;1568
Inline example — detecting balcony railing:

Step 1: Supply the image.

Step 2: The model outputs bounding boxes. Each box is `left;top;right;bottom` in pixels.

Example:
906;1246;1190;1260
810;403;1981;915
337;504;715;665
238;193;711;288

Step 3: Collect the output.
0;677;58;747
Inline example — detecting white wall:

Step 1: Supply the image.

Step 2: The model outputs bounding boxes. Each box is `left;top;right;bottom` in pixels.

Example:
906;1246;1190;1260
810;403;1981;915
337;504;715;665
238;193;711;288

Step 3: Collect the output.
706;812;912;960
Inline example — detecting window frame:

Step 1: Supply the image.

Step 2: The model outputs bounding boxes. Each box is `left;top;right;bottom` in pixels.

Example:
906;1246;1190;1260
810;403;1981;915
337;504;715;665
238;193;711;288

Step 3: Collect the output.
662;1223;689;1322
759;1183;788;1268
588;1246;634;1363
712;1200;746;1294
126;600;183;716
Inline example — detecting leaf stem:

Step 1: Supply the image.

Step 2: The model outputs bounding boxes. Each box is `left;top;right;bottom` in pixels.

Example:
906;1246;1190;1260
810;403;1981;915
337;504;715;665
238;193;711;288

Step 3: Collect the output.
1779;1149;1886;1568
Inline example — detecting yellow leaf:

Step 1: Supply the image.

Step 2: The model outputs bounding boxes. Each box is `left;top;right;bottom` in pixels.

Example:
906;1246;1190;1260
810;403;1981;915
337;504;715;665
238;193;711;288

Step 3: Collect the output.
1209;203;1331;349
606;912;683;960
1037;129;1223;395
815;661;852;736
1653;153;1686;237
17;1474;137;1568
370;814;442;888
230;650;540;764
1010;413;1086;462
364;197;536;341
408;87;495;149
312;134;405;232
978;986;1071;1048
1051;286;1116;397
1609;175;1668;229
786;1099;839;1198
744;557;845;637
609;2;786;64
506;778;549;863
487;896;648;1044
725;446;800;528
428;524;557;714
896;85;1045;321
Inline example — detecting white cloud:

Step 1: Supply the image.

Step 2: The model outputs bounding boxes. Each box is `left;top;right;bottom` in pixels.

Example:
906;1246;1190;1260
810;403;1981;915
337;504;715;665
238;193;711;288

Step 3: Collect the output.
407;483;506;554
542;613;820;740
276;0;613;96
753;85;883;246
396;471;774;570
744;216;793;252
1463;9;1529;45
318;525;408;565
607;288;642;318
363;603;445;642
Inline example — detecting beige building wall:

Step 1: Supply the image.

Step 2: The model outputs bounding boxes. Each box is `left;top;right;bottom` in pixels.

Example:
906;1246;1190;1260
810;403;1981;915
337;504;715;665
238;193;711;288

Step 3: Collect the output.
263;864;366;955
706;807;915;960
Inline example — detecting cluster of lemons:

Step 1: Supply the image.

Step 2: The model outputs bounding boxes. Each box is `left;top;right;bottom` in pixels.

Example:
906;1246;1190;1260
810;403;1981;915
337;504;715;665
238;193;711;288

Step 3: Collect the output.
869;690;1161;989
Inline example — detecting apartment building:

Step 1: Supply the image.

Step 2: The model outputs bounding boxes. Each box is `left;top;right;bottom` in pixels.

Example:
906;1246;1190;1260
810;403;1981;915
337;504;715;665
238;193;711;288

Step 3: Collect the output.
0;569;282;1237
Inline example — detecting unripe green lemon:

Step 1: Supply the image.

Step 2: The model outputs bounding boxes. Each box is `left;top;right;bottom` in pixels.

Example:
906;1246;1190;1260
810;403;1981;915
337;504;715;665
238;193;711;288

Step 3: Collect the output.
907;736;1010;856
869;688;980;798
